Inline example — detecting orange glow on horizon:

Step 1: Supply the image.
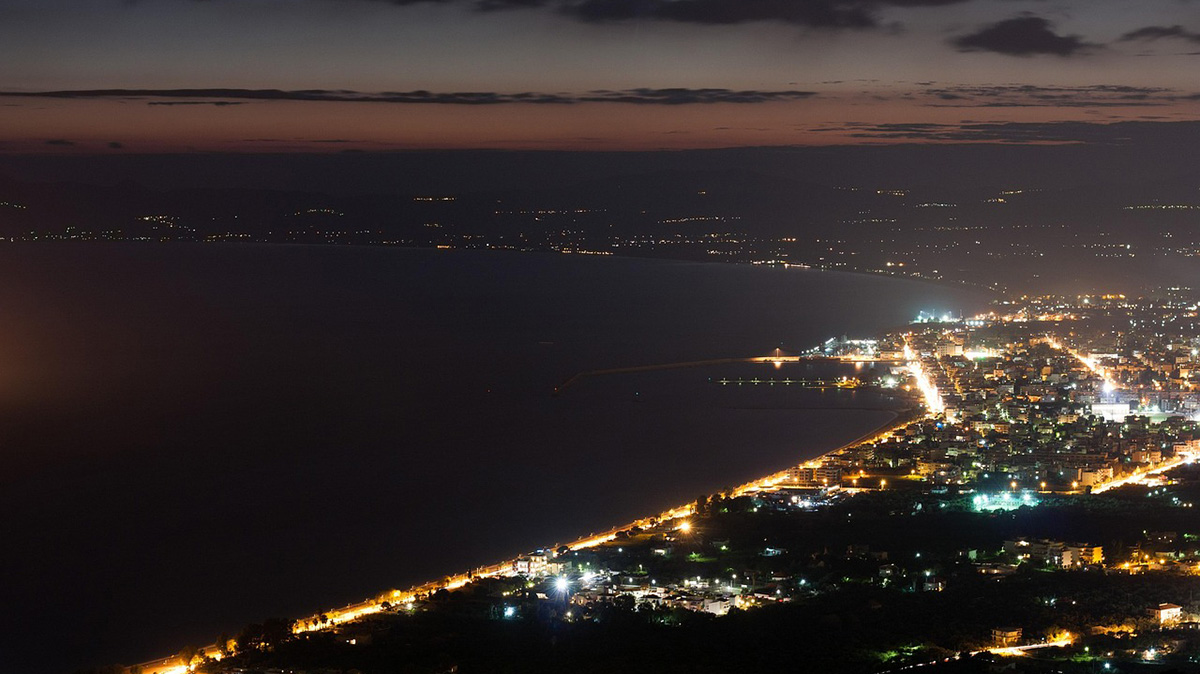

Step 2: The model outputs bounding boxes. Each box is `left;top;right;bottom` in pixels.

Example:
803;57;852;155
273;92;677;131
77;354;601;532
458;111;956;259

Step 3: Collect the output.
0;95;1177;154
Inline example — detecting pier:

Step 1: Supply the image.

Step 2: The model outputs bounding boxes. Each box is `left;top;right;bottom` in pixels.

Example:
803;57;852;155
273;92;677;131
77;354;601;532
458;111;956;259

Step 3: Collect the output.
554;353;905;394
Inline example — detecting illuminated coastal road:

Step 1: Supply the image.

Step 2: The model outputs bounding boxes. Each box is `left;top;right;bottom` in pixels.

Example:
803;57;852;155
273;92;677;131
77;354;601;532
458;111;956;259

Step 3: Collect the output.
987;637;1075;656
129;339;1175;674
1090;450;1197;494
137;349;940;674
1044;335;1118;393
903;337;945;415
887;636;1075;672
1040;335;1198;493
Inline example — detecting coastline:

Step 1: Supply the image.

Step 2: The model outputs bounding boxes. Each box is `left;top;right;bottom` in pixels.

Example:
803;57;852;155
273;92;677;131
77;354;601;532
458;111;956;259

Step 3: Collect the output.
0;243;989;674
139;394;920;674
72;240;999;304
313;403;920;619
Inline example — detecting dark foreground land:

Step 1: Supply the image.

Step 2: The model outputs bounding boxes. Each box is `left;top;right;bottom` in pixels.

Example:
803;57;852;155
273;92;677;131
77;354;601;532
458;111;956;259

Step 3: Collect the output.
87;465;1200;674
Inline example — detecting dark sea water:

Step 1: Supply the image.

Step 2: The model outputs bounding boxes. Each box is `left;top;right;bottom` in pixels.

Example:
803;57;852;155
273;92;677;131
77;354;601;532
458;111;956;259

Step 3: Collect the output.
0;245;989;673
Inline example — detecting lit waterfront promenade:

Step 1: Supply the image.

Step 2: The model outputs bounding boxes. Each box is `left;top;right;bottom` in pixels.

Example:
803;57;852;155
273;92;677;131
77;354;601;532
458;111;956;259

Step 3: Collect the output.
555;353;905;393
139;350;935;674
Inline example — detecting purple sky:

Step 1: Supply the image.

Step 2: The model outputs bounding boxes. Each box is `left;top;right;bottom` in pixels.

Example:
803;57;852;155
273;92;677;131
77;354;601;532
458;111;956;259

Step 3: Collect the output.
2;0;1199;151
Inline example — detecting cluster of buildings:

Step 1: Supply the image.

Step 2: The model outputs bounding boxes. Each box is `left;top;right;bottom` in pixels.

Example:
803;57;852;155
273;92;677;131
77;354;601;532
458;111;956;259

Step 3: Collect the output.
1002;538;1104;568
426;300;1200;628
277;294;1200;670
783;311;1200;498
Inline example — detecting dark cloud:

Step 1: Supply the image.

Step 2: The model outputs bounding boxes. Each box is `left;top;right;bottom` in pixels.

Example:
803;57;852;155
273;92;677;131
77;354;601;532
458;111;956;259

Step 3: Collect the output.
0;87;817;105
146;100;247;106
358;0;552;8
568;0;876;28
951;16;1098;56
352;0;549;5
348;0;975;29
922;84;1186;107
334;0;452;4
0;88;567;105
243;138;366;144
107;141;124;149
1119;25;1200;43
568;0;991;28
44;139;75;146
825;119;1200;144
475;0;550;8
880;0;970;5
580;87;816;103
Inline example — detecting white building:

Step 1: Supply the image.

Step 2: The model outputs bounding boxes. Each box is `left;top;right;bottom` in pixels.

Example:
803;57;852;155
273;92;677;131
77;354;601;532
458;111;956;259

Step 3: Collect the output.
1149;603;1183;624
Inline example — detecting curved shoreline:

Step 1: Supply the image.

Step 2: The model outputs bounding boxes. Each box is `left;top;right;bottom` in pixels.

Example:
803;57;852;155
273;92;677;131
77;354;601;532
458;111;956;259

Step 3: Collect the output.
329;404;918;602
140;399;919;673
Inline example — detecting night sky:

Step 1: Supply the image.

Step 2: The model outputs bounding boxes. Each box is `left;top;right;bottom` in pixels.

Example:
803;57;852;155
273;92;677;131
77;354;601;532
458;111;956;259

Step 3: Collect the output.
2;0;1199;152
